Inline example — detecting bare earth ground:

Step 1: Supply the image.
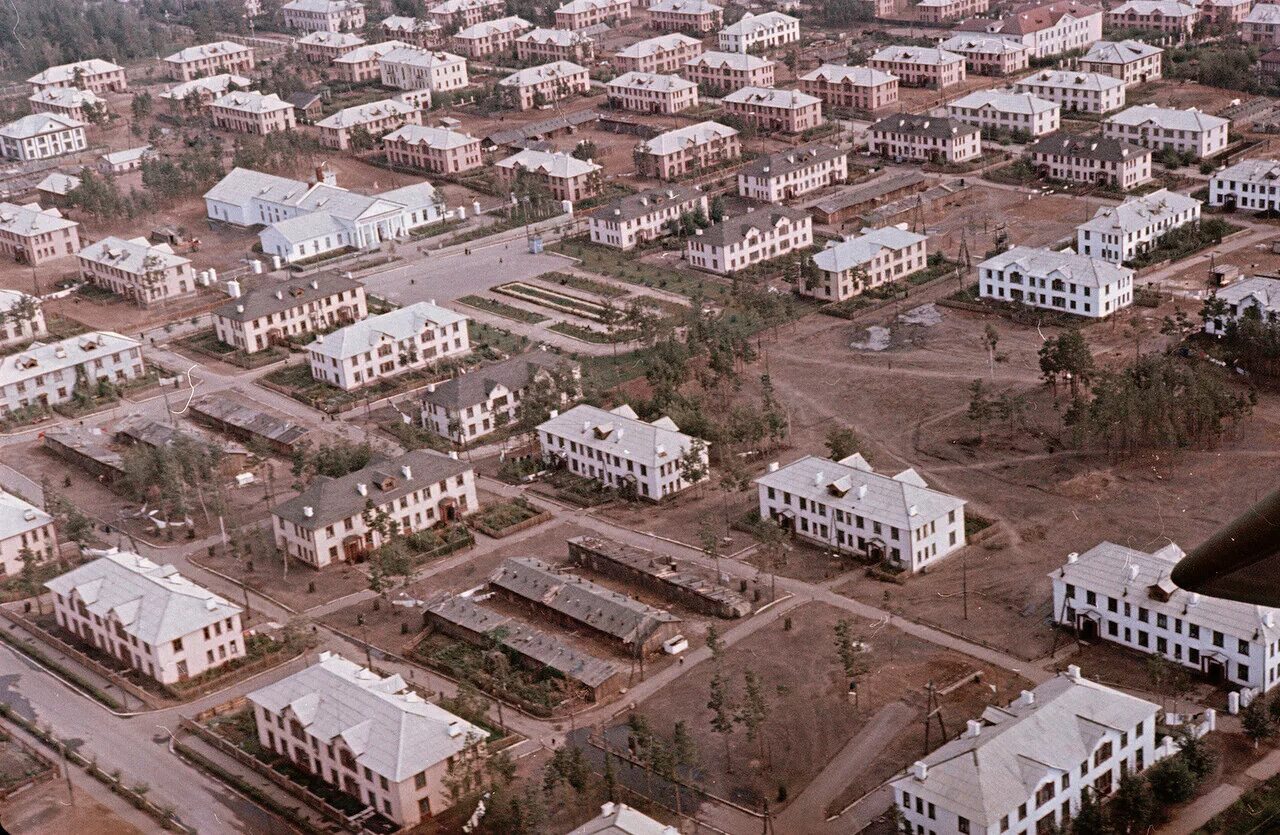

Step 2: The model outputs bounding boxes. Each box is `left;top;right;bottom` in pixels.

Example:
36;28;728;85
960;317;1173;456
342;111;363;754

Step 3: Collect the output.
0;777;146;835
1126;79;1251;115
921;184;1106;259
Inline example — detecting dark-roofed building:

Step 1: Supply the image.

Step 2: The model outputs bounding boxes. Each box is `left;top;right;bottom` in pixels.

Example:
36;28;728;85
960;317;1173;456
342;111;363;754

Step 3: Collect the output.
189;395;310;455
588;184;707;250
424;595;622;700
483;110;599;150
213;274;367;355
868;113;981;164
810;170;928;226
43;425;127;484
420;351;579;443
568;535;752;618
1027;131;1152;189
737;144;848;203
286;91;325;122
272;449;476;568
489;557;682;655
114;416;252;475
686;205;812;275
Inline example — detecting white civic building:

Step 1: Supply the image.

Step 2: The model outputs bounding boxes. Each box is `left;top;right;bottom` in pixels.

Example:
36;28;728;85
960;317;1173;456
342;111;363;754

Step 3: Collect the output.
308;301;469;391
1209;158;1280;212
1075;188;1201;264
0;489;55;576
537;404;709;501
1204;276;1280;335
979;246;1134;318
1052;541;1280;691
893;669;1165;835
0;113;87;162
0;331;144;416
755;453;965;572
46;549;244;685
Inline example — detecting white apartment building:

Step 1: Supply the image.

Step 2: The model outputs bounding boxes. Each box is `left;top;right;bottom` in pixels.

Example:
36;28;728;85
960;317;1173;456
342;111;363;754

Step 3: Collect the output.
298;31;366;63
647;0;723;32
979;245;1134;318
1210;158;1280;211
868;113;982;164
0;290;47;350
0;331;144;415
1103;104;1230;158
1243;3;1280;46
210;91;298;135
214;275;366;354
420;351;579;442
0;489;55;575
868;46;967;89
334;40;412;83
606;72;698;114
498;61;590;110
537;403;710;501
0;202;80;266
737;144;848;202
808;226;929;301
945;90;1061;137
27;59;126;94
316;98;423;151
756;452;965;571
1012;69;1126;113
308;301;470;391
893;669;1163;835
77;236;195;307
47;550;243;685
0;114;86;162
248;652;487;826
273;450;477;566
686;206;812;275
680;51;775;93
281;0;366;32
1028;132;1153;189
615;33;703;74
379;48;469;92
381;15;442;47
717;11;799;53
1108;0;1200;36
1075;188;1202;264
954;0;1103;59
589;184;708;249
163;41;255;82
1203;276;1280;335
160;74;251;112
1079;39;1163;87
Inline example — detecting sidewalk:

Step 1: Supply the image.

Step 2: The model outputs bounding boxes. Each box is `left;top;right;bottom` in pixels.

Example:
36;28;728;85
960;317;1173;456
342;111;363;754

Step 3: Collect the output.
1157;744;1280;835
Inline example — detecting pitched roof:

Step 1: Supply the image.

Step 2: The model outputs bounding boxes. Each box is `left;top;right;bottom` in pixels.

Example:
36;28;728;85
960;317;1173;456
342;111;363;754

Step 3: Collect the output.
939;35;1033;55
190;395;309;448
0;489;51;542
740;143;846;179
639;120;738;155
45;550;241;645
247;651;487;783
1244;1;1280;22
297;31;365;47
979;245;1133;288
719;10;797;35
0;113;84;139
0;202;78;236
685;50;773;71
538;403;706;468
1081;39;1163;64
869;113;980;140
616;33;701;58
723;85;819;109
309;301;465;361
697;205;809;248
607;71;697;93
568;803;680;835
1110;0;1198;16
517;27;592;46
383;124;478;149
315;97;416;129
496;148;602;178
454;15;532;38
948;90;1059;115
1027;131;1149;162
1211;275;1280;316
211;91;293;113
421;350;575;411
164;40;252;64
36;172;80;196
336;40;413;64
499;60;588;87
1014;69;1125;92
1214;157;1280;186
813;226;927;273
161;74;251;101
27;59;123;85
1076;188;1200;235
29;86;104;109
0;331;140;389
956;0;1102;34
800;64;896;86
648;0;722;12
1105;103;1228;132
214;274;362;322
79;236;189;274
870;45;965;65
283;0;364;11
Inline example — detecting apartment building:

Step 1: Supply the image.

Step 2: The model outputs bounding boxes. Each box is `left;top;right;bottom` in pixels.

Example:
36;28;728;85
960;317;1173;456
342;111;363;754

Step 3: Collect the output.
48;550;243;685
1243;1;1280;44
248;652;487;827
273;449;477;566
1103;104;1230;158
954;0;1103;58
939;35;1032;75
1200;0;1254;24
0;202;80;265
1079;39;1164;86
379;47;469;92
1012;69;1126;114
77;236;194;307
868;113;982;163
28;87;105;122
894;670;1163;835
868;46;966;89
634;121;740;180
0;331;144;415
798;64;898;112
606;72;698;114
680;51;775;93
947;90;1061;137
859;0;897;15
163;41;255;81
308;301;470;391
160;75;251;113
1027;131;1153;188
1053;542;1280;691
537;403;710;500
0;290;46;350
428;0;505;28
589;184;708;249
738;144;848;202
0;114;86;162
808;226;929;301
686;206;812;275
647;0;724;32
281;0;366;32
516;28;596;63
553;0;631;29
298;31;365;63
420;351;580;442
1107;0;1200;36
210;91;298;134
916;0;988;23
0;489;54;575
722;86;822;133
570;805;673;835
756;452;965;570
1076;188;1202;264
498;61;590;110
1203;276;1280;335
213;275;366;354
1210;157;1280;211
384;125;482;173
614;33;703;73
717;11;799;53
380;15;442;47
27;59;126;94
495;149;602;202
334;40;412;83
450;16;532;58
317;98;422;151
979;245;1134;317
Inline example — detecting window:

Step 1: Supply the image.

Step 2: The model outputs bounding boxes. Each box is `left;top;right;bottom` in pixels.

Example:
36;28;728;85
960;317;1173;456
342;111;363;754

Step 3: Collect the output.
415;772;427;790
1240;638;1251;656
1094;741;1113;767
958;818;971;834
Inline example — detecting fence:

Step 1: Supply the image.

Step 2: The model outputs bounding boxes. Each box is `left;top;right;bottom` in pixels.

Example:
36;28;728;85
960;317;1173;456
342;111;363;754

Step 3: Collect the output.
0;730;56;800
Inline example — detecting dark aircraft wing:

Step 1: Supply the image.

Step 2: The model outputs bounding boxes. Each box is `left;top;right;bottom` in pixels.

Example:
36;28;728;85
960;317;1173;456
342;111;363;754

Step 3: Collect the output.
1172;486;1280;608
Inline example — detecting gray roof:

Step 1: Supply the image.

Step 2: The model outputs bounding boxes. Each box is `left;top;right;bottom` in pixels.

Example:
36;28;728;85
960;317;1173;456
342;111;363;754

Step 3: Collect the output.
485;110;599;146
812;170;926;215
594;183;704;223
0;489;51;541
1105;104;1228;132
0;332;139;390
421;351;575;412
190;395;309;448
939;35;1032;56
1081;39;1163;65
814;226;928;274
870;45;965;65
1245;2;1280;22
685;51;773;71
696;205;809;248
42;425;126;474
639;120;738;156
723;85;820;110
45;550;241;645
892;672;1159;828
568;803;678;835
273;449;472;530
569;535;752;616
1211;276;1280;316
1014;69;1125;93
1026;131;1149;163
0;202;77;237
740;143;845;180
1214;157;1280;186
247;651;486;783
78;235;188;275
114;415;248;457
870;113;979;140
539;403;706;470
490;557;681;645
979;245;1132;288
948;90;1059;116
0;113;84;139
1077;188;1200;236
309;301;465;362
213;274;363;322
799;64;896;86
616;33;701;58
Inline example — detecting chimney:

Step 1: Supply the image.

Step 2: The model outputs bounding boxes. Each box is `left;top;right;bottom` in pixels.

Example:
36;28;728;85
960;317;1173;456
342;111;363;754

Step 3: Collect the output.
1067;552;1078;564
449;451;459;460
912;761;928;781
206;598;217;611
236;304;245;314
908;504;918;516
767;461;779;472
813;470;824;486
549;409;559;419
1189;592;1200;606
311;279;319;290
966;719;982;738
583;420;592;431
275;290;284;300
303;506;314;517
1018;689;1035;707
1266;612;1276;629
447;721;463;738
857;484;867;500
1066;664;1082;682
22;509;36;521
600;802;616;818
1129;564;1140;581
401;464;413;479
356;483;368;496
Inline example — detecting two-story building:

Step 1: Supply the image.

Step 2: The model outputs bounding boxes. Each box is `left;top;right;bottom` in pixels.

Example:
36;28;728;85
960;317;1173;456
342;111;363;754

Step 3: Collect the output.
495;148;602;202
450;16;532;58
1012;69;1126;113
1027;131;1153;188
938;35;1032;76
0;331;144;415
0;489;54;576
1243;3;1280;45
380;15;443;47
160;75;251;113
615;33;703;73
680;51;775;94
606;72;698;114
722;86;823;133
798;64;899;112
0;290;47;350
27;59;126;94
210;91;298;135
420;351;580;442
334;40;413;83
213;275;367;354
979;245;1134;317
946;90;1061;137
868;46;966;89
953;0;1103;59
497;61;590;110
378;47;469;92
589;184;708;249
1079;39;1164;86
0;114;86;162
553;0;631;29
428;0;505;29
28;87;105;122
516;28;596;63
717;11;799;53
384;124;483;173
1102;103;1230;158
317;98;422;151
298;31;366;62
807;226;929;301
1107;0;1200;37
0;202;80;265
1075;188;1201;264
868;113;982;163
308;301;470;391
648;0;723;32
1203;275;1280;335
634;121;741;180
686;206;812;275
281;0;366;32
1210;157;1280;211
163;41;255;81
737;144;848;202
77;236;195;307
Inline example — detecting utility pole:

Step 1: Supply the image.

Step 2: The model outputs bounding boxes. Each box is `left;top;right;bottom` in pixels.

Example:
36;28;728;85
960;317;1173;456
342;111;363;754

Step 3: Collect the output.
60;738;74;805
962;550;968;621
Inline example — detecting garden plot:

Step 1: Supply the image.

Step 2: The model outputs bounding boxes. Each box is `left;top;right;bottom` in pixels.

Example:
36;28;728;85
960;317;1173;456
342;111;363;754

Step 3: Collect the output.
494;281;612;322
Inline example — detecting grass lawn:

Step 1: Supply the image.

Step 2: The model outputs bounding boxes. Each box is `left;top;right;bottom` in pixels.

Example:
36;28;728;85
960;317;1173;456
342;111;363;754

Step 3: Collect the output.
539;271;629;298
549;321;636;343
468;497;547;537
553;239;712;300
457;294;548;324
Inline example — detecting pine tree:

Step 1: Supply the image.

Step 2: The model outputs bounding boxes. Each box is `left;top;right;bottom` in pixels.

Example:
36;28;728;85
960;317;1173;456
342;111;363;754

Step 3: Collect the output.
708;670;736;773
1108;772;1154;834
